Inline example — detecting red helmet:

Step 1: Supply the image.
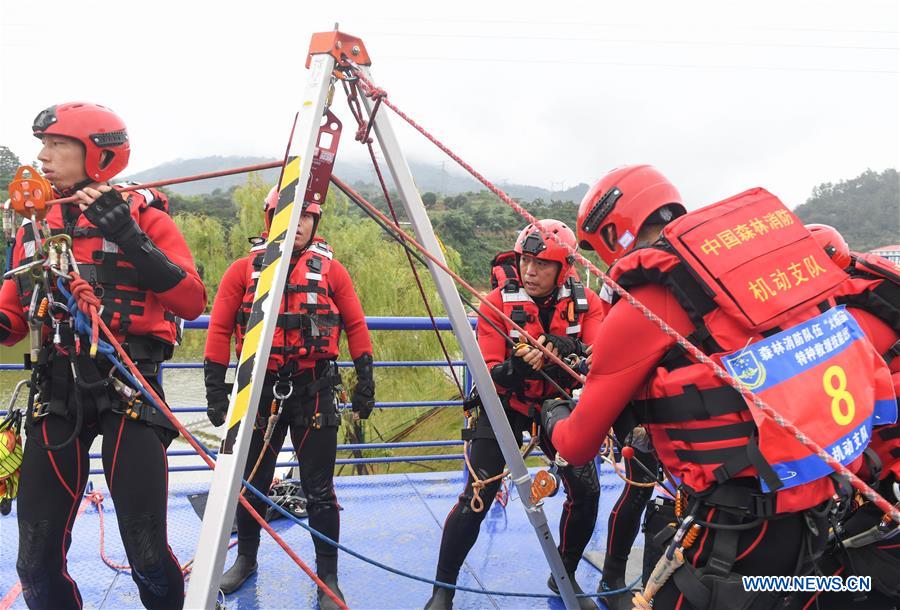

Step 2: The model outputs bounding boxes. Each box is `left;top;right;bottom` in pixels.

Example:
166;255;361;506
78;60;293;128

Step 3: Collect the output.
577;165;685;265
513;219;576;287
264;186;321;231
32;102;130;182
806;223;851;269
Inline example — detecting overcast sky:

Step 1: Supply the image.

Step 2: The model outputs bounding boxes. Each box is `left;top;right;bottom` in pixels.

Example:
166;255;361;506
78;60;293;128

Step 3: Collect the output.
1;0;897;209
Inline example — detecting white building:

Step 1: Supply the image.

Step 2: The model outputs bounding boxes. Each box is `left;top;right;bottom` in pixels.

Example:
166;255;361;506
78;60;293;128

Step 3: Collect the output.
870;245;900;265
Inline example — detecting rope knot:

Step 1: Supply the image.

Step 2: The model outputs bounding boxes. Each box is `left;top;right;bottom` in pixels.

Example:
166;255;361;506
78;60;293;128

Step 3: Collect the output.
86;490;105;507
355;123;373;144
67;271;101;356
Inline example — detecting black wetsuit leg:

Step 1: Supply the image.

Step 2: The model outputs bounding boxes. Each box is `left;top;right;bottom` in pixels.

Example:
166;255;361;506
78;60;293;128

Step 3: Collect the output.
603;448;658;583
434;409;528;585
539;430;601;574
233;418;290;558
291;412;340;572
15;416;94;610
101;411;186;610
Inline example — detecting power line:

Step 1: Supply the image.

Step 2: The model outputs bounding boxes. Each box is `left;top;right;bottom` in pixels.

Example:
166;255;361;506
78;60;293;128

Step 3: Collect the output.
380;54;898;75
368;31;898;52
369;16;899;36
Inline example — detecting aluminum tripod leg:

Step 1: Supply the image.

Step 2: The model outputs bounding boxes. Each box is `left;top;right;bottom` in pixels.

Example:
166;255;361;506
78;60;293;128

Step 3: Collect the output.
357;65;582;610
184;53;336;609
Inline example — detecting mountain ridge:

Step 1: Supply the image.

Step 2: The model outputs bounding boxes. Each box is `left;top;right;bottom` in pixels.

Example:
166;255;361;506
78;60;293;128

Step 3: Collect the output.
124;155;590;202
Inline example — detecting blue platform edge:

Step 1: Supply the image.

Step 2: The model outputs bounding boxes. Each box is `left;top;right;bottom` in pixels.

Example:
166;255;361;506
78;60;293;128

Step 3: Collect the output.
0;468;639;609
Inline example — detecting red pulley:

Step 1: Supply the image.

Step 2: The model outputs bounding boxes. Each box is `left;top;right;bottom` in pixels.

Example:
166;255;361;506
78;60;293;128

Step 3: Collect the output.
8;166;53;221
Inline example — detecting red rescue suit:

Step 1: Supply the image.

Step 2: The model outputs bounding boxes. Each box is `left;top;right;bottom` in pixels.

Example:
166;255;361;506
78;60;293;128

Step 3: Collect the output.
834;252;900;481
0;188;205;347
205;237;372;371
478;267;604;416
553;188;896;515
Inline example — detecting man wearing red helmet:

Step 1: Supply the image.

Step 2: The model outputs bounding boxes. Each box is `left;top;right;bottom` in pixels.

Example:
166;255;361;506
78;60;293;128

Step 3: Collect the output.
805;224;900;607
541;165;896;609
0;102;206;609
203;186;373;606
424;220;604;610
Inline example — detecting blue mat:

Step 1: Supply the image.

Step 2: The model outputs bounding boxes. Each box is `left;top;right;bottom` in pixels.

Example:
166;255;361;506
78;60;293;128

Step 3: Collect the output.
0;468;642;609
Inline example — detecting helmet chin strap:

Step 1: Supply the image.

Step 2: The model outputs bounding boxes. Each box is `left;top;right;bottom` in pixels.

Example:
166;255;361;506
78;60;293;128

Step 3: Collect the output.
293;216;320;253
57;177;97;198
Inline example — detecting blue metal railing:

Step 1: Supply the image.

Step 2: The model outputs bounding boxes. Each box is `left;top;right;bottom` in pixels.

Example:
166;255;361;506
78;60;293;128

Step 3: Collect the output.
1;316;482;474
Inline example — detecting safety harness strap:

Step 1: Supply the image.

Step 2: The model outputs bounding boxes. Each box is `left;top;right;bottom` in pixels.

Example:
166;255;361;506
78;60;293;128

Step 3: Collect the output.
635;385;749;424
712;437;784;492
77;261;141;287
835;281;900;337
694;481;777;519
878;426;900;441
665;421;757;443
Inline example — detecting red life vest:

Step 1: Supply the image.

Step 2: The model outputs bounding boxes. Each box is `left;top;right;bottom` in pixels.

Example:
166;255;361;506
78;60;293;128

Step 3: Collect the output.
490;251;520;290
15;187;181;349
235;237;342;371
833;252;900;481
491;253;589;415
608;188;896;514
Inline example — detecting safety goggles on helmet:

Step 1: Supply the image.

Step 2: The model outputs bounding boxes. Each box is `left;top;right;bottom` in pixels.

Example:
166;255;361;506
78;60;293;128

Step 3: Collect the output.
513;219;577;287
32;101;130;183
32;107;58;133
520;232;548;256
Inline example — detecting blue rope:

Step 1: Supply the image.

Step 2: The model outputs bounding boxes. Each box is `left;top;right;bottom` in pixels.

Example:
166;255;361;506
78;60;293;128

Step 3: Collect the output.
241;475;640;600
59;276;640;601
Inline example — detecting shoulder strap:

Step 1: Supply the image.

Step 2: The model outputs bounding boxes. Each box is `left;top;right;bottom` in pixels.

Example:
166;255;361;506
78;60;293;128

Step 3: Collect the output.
610;245;724;357
490;250;520;291
115;183;170;214
837;256;900;338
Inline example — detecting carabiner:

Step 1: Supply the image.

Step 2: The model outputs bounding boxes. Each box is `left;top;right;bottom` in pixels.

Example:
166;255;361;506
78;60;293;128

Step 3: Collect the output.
666;514;696;560
272;379;293;401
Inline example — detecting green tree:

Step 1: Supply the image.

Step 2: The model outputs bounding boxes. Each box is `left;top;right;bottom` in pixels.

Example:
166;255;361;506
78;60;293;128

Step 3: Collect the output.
166;187;237;224
227;173;269;259
0;146;22;196
1;146;23;271
174;214;229;297
793;168;899;252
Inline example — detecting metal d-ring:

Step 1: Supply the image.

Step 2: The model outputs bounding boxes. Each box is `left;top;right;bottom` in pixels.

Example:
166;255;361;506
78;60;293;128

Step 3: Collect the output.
272;379;294;401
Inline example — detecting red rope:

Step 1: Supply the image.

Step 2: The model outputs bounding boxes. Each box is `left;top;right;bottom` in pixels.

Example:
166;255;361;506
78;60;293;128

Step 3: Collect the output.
344;77;463;395
331;174;585;385
496;479;510;508
343;63;900;525
88;490;237;577
68;272;100;356
366;141;464;395
43;161;283;208
87;491;132;571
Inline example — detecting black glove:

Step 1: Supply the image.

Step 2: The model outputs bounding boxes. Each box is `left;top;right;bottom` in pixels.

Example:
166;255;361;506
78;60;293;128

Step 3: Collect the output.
204;359;230;427
540;334;584;358
541;398;574;439
540;335;588;387
490;346;539;388
82;188;136;240
82;188;186;292
351;353;375;419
